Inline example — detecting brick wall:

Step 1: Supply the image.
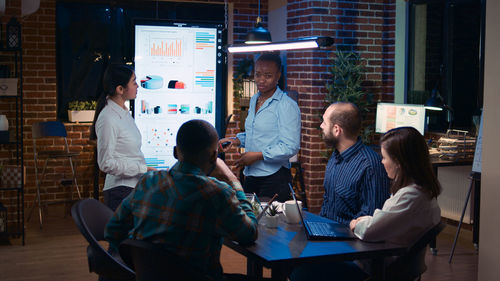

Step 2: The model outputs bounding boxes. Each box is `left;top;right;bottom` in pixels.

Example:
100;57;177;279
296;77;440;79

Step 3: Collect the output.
0;0;396;227
286;0;396;212
0;0;263;228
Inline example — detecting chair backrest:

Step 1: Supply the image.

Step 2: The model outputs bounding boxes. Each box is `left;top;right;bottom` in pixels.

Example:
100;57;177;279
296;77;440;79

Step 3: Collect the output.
119;239;212;281
387;221;446;280
71;199;135;281
32;121;68;139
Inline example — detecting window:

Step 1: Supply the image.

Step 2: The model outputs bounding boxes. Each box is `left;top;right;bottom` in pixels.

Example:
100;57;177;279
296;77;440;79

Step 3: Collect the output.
407;0;483;131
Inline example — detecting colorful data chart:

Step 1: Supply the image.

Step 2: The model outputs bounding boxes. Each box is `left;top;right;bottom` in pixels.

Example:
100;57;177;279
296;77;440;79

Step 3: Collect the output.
195;32;215;50
150;39;182;57
195;70;215;88
145;158;169;170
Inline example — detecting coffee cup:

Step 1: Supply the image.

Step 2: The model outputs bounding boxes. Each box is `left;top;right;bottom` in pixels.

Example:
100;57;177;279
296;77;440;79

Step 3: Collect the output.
283;200;302;224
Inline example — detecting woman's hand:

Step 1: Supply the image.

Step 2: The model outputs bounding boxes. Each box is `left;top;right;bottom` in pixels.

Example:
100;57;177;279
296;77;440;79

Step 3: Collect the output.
218;137;241;152
349;216;371;231
235;151;263;168
147;167;158;172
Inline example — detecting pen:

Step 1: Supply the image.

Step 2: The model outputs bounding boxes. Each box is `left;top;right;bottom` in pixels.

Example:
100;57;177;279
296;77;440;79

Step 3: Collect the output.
256;193;279;221
253;192;264;211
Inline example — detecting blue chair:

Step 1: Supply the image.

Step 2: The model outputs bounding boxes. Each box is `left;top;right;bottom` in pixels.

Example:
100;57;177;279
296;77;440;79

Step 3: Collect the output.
28;121;81;227
72;199;135;281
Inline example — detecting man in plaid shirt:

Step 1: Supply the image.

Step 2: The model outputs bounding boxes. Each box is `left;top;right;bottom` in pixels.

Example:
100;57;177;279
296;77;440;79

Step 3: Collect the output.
105;120;258;281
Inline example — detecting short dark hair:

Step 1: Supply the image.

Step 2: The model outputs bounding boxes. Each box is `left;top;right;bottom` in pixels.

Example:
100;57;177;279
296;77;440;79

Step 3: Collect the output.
176;120;219;162
329;102;361;139
256;53;282;71
381;127;441;198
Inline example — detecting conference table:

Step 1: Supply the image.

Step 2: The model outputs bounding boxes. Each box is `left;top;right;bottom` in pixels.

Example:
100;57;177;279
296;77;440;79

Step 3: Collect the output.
224;212;406;281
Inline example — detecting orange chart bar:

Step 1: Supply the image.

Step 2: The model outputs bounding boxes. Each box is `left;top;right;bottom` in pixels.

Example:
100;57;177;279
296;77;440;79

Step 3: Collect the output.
151;40;182;57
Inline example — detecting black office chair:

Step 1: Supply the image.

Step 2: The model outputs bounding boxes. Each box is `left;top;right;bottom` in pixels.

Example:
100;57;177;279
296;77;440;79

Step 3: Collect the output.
71;199;135;281
386;221;446;281
119;239;213;281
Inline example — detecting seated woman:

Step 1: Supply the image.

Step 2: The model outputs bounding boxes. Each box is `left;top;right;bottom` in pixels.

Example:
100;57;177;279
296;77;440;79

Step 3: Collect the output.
290;127;441;281
350;126;441;244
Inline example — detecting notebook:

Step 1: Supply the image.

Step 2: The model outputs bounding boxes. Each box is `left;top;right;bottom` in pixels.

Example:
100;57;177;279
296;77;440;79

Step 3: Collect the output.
288;184;356;240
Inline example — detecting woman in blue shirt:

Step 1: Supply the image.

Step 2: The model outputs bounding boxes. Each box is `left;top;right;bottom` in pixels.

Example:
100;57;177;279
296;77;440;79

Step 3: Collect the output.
219;53;301;202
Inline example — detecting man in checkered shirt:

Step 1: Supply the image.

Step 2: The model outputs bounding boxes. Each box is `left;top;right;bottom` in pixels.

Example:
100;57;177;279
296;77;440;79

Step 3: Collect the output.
105;120;258;281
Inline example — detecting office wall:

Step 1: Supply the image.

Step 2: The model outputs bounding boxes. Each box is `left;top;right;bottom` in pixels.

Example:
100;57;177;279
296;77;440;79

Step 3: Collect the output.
0;0;263;218
478;0;500;279
285;0;396;210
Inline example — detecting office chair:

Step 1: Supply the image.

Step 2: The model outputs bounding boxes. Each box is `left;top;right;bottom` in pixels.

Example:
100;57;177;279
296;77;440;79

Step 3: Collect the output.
119;239;213;281
29;121;81;227
386;221;446;281
71;199;135;281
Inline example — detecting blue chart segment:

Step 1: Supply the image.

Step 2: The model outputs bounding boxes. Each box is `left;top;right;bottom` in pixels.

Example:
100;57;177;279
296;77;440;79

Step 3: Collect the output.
195;70;215;88
195;32;215;50
145;158;169;170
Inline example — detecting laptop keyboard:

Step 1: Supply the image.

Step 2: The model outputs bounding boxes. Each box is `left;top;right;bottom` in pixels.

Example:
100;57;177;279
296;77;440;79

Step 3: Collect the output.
307;221;336;236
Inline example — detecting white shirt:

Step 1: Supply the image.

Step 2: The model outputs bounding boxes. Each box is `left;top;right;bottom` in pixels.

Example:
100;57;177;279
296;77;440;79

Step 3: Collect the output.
354;184;441;245
96;99;147;191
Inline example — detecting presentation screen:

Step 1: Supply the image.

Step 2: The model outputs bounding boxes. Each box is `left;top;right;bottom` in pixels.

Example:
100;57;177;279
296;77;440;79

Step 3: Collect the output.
133;22;225;170
375;103;426;135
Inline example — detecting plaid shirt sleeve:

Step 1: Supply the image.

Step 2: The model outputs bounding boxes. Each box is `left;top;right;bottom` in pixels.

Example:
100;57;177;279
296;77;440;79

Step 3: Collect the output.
104;191;135;251
215;181;258;245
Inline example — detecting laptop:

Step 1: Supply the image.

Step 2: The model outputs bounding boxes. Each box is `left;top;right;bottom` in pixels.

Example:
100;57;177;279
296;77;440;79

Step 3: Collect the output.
288;184;356;240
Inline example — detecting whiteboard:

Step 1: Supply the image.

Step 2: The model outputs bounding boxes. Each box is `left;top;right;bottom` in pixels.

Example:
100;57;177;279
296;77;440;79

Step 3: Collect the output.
472;113;483;173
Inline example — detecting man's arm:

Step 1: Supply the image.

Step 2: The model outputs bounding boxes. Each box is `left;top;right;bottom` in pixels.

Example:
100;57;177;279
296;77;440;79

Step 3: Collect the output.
210;159;258;244
104;189;135;251
355;166;390;219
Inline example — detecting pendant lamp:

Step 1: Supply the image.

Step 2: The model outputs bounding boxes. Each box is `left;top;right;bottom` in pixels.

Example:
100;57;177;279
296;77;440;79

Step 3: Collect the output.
245;0;271;44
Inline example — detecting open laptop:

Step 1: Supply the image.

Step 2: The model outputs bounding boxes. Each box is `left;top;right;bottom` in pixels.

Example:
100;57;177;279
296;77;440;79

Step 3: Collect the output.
289;184;356;240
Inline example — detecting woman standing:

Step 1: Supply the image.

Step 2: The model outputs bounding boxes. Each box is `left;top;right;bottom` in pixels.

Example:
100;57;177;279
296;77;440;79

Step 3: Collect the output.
219;53;301;202
91;64;155;211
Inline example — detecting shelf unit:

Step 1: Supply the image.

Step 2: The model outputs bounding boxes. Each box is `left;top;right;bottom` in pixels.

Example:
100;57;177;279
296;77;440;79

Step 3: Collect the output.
0;46;24;245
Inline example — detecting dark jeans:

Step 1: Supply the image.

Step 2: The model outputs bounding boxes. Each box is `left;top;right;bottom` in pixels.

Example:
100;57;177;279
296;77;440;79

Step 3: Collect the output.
243;167;292;202
103;185;133;211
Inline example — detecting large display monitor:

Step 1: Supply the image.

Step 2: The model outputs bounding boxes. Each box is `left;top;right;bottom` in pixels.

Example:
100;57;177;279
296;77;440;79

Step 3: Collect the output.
375;103;426;135
133;21;225;169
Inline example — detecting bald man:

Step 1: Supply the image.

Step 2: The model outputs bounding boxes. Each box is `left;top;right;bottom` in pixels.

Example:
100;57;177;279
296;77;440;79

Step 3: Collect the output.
319;102;390;225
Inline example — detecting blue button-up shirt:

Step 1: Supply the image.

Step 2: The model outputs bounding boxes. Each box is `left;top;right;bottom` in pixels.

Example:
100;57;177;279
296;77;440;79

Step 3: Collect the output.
236;87;301;177
320;139;390;225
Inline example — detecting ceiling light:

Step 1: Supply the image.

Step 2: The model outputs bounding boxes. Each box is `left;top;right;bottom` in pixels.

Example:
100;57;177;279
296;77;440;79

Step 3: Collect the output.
228;37;334;53
245;0;272;44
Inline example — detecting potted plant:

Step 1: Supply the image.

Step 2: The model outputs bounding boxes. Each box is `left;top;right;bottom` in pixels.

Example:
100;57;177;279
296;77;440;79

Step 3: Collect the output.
325;51;375;144
68;100;97;123
265;204;279;228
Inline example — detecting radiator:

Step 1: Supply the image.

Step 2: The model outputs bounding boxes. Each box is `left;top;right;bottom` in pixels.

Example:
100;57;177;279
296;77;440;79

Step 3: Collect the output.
437;165;474;224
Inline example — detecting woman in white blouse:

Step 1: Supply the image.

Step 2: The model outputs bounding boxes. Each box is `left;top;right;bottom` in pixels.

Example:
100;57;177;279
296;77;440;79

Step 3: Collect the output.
90;65;155;211
350;126;441;244
290;126;441;281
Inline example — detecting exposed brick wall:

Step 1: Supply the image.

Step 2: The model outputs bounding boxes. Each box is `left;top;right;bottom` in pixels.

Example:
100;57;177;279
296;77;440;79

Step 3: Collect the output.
287;0;396;213
0;0;262;228
0;0;396;227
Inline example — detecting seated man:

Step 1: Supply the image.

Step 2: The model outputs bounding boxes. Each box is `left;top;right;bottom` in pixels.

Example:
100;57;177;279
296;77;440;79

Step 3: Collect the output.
105;119;258;281
319;102;390;225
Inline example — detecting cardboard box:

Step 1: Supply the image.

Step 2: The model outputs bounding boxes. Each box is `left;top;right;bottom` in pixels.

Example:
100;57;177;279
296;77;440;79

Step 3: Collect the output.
0;78;18;96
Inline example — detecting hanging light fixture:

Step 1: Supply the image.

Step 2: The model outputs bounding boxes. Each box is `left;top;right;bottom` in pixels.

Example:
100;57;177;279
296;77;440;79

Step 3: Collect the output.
245;0;272;44
228;36;334;53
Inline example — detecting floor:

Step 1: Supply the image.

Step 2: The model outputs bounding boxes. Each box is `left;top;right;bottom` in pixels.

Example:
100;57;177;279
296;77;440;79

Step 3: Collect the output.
0;210;478;281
